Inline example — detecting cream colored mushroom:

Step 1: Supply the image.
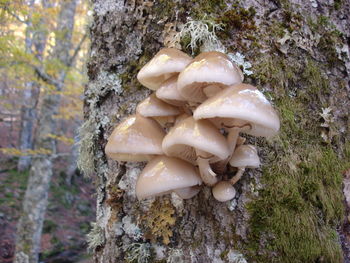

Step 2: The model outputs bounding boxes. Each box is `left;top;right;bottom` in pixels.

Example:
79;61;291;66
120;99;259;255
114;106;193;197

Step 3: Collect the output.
193;83;280;155
177;51;243;103
155;75;187;107
135;156;202;200
137;48;192;90
105;115;165;162
162;116;230;186
229;144;260;185
212;181;236;202
136;93;181;127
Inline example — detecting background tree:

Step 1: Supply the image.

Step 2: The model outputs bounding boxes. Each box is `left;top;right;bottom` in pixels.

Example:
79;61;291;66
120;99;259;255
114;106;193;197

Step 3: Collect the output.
81;0;350;262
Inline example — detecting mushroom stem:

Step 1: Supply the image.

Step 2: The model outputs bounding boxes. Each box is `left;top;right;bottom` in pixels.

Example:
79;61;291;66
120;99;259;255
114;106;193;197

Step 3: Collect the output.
196;149;219;186
227;128;240;154
230;167;245;185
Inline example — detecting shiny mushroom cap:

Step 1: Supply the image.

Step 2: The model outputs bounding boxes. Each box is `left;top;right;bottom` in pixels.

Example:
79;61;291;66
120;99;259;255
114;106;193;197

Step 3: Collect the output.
162;116;230;164
156;75;187;106
193;84;280;137
136;93;181;117
135;156;202;200
212;181;236;202
177;51;243;103
137;48;192;90
229;144;260;168
105;115;165;162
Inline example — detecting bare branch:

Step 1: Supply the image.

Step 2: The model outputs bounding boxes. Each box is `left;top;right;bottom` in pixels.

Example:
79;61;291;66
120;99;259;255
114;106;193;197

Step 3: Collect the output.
67;34;88;68
33;66;62;88
0;5;29;25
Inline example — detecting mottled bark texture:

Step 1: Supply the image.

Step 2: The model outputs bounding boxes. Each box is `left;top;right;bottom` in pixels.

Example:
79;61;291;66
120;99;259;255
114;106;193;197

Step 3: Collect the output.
17;0;41;172
14;1;78;262
84;0;350;262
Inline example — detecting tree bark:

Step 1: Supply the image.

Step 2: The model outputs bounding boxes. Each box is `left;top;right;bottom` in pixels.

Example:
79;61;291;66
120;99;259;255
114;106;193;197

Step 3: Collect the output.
83;0;350;262
17;0;39;172
14;1;78;262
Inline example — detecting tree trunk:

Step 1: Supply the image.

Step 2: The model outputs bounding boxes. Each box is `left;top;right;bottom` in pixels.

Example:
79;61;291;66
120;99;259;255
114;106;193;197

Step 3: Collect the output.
14;1;78;262
17;0;39;172
82;0;350;262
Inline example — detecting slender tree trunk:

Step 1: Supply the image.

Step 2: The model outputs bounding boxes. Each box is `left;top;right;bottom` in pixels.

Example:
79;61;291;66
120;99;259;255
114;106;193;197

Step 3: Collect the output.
17;0;37;172
82;0;350;262
14;1;78;262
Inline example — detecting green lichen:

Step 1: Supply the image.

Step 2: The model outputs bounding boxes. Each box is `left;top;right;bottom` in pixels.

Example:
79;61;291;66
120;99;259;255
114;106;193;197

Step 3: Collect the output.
124;242;153;263
86;222;105;251
242;53;349;262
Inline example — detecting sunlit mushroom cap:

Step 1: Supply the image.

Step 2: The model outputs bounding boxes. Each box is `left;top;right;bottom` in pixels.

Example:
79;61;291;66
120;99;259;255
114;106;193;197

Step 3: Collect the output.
156;75;187;106
212;181;236;202
229;144;260;168
105;115;165;162
135;156;202;200
136;93;180;117
177;51;243;102
193;84;280;137
137;48;192;90
162;116;230;164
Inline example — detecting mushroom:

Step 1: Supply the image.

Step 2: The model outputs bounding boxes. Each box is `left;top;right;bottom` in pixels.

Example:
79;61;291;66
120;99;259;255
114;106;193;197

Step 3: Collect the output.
177;51;243;103
193;83;280;155
212;181;236;202
135;156;202;200
162;116;230;186
155;75;187;107
229;144;260;185
136;93;181;127
105;115;165;162
137;48;192;91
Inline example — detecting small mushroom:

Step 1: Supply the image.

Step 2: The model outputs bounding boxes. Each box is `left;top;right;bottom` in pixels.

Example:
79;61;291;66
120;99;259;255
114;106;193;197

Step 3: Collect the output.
137;48;192;90
105;115;165;162
229;144;260;185
136;93;181;127
155;75;187;107
162;116;230;186
212;181;236;202
177;51;243;103
135;156;202;200
193;83;280;155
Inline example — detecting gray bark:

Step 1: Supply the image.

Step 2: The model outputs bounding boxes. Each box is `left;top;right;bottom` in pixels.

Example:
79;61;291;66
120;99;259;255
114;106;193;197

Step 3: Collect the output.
14;1;78;262
83;0;350;262
17;0;38;172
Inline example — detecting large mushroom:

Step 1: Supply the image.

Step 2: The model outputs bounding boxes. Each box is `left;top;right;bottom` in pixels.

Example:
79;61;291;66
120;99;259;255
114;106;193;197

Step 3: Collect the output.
162;116;230;186
177;51;243;103
155;75;187;107
135;156;202;200
136;93;181;127
193;83;280;154
137;48;192;90
105;115;165;162
229;144;260;185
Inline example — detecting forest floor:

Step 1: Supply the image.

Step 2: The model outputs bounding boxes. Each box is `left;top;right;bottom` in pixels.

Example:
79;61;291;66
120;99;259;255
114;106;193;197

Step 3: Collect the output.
0;158;95;263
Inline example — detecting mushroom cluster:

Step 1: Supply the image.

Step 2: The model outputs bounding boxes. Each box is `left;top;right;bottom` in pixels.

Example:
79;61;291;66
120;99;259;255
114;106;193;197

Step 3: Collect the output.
105;48;280;202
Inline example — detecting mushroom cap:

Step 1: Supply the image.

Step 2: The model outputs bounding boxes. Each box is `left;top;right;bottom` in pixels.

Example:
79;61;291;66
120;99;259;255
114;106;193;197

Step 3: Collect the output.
162;116;231;164
135;156;202;200
212;181;236;202
193;84;280;137
137;48;192;90
105;115;165;162
136;93;181;117
156;75;187;106
177;51;243;102
174;186;201;199
229;144;260;168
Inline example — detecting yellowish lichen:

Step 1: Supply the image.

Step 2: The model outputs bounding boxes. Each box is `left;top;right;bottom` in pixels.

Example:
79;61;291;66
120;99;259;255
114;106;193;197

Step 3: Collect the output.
142;199;176;245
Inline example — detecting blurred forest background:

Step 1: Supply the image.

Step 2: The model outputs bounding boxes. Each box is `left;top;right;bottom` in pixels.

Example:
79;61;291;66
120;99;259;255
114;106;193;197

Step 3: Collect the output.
0;0;94;262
